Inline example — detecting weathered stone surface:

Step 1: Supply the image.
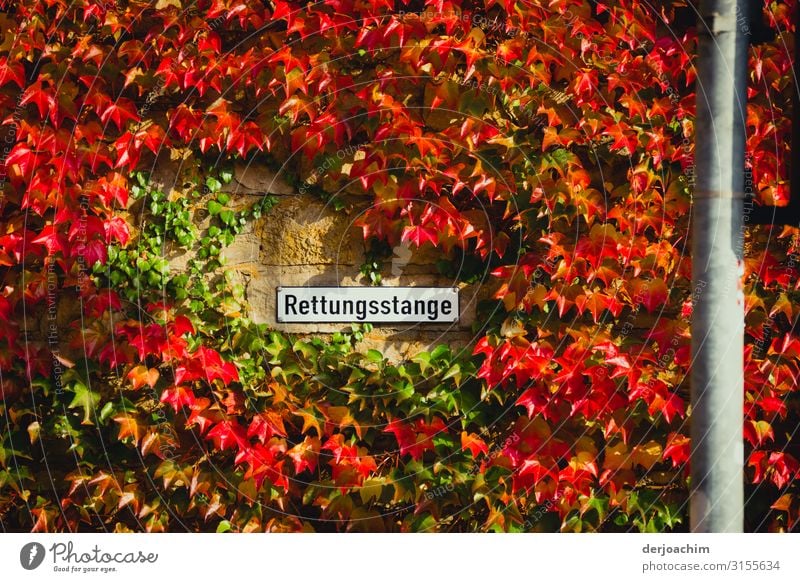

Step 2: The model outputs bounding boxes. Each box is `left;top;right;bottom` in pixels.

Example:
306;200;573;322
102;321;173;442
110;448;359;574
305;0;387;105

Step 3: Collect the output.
230;162;295;195
222;232;260;266
166;246;192;271
147;156;185;193
257;196;363;266
358;328;477;362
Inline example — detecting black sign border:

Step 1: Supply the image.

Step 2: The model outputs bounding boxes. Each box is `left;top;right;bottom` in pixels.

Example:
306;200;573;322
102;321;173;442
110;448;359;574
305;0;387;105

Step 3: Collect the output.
275;286;461;325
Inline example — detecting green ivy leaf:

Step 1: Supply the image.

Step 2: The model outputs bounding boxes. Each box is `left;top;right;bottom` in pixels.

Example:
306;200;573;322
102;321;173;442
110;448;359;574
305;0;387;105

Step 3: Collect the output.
68;382;101;426
205;176;222;192
219;210;235;225
207;200;223;215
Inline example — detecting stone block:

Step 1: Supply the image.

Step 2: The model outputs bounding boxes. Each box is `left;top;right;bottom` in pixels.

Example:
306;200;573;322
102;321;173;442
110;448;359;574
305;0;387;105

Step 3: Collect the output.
257;197;363;266
230;162;295;195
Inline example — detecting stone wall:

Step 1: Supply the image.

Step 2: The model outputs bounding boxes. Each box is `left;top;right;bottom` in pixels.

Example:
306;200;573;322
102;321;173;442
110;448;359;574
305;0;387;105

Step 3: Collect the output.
160;161;492;361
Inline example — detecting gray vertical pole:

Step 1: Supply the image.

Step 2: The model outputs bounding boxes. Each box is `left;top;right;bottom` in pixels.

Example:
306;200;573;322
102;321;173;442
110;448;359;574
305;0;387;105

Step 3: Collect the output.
691;0;747;532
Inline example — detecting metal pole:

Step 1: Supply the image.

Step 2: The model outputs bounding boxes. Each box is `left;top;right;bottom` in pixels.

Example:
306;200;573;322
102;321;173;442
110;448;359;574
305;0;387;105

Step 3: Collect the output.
691;0;747;532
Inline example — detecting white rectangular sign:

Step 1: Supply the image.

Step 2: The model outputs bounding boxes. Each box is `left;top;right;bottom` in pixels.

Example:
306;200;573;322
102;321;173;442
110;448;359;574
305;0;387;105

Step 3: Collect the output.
276;286;459;323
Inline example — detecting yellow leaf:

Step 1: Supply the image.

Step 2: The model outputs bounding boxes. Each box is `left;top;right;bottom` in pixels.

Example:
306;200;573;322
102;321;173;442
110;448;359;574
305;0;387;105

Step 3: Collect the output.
27;421;40;444
631;440;663;470
293;407;321;436
359;479;385;505
602;441;633;471
322;405;362;439
155;0;181;8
